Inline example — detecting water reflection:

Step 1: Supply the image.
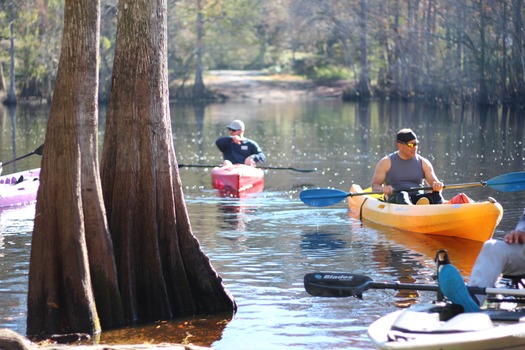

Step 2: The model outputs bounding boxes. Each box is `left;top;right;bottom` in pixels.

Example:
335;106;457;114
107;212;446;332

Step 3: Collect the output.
98;313;232;347
0;204;35;332
0;100;523;349
216;195;264;232
354;221;484;276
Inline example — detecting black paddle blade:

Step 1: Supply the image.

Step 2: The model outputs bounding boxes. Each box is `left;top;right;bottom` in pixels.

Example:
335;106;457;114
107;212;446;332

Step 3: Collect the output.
304;272;373;299
2;144;45;166
33;144;44;156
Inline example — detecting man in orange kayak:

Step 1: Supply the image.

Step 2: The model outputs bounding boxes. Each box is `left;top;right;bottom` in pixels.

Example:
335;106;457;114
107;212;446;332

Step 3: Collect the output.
215;119;266;167
370;128;444;205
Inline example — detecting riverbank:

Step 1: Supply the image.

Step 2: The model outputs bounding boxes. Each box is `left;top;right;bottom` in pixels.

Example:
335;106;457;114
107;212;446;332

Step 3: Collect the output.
203;70;349;101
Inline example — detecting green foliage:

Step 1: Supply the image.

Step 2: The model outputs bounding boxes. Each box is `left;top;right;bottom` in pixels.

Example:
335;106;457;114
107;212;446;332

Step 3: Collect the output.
292;54;353;81
310;65;353;81
101;36;112;51
0;0;63;98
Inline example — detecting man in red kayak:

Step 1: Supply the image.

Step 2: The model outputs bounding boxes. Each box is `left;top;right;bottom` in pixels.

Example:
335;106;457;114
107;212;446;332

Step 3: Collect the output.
370;128;444;205
215;119;266;167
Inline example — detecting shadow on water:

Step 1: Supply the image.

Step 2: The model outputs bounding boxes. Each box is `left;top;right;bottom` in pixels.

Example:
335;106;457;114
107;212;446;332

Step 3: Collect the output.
300;229;348;255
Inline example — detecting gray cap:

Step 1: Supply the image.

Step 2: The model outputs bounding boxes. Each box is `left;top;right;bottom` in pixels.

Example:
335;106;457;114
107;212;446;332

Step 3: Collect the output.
227;119;245;131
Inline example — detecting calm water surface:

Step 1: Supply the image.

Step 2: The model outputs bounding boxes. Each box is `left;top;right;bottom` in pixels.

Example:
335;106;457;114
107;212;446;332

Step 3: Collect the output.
0;100;524;349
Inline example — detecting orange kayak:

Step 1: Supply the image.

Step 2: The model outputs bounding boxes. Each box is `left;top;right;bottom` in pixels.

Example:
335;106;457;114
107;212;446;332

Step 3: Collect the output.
348;184;503;242
211;164;264;197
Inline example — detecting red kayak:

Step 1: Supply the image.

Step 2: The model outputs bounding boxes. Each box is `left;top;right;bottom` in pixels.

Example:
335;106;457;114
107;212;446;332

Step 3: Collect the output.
0;168;40;208
211;164;264;197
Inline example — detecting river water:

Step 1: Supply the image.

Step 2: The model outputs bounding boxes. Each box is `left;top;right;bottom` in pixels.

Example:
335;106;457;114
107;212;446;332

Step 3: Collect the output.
0;99;524;349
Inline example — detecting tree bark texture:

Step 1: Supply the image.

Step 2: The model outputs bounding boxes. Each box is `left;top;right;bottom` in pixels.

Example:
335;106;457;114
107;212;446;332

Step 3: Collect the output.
101;0;236;324
27;0;122;337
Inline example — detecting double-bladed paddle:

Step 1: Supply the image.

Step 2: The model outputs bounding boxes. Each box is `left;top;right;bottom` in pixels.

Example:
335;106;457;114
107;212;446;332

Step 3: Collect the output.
2;144;44;167
303;272;525;299
178;163;316;173
300;171;525;207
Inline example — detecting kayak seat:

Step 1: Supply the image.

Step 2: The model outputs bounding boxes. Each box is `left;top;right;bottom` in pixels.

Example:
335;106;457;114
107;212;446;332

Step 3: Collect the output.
446;193;475;204
391;310;441;333
436;312;494;332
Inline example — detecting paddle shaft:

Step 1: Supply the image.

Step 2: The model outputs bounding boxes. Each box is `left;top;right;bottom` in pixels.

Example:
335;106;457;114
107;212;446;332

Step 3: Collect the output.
368;281;525;297
178;163;316;173
300;172;525;207
2;145;44;167
304;272;525;298
348;182;504;198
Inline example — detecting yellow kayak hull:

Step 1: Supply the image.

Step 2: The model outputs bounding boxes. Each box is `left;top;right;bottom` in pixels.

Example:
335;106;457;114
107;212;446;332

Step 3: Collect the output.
348;184;503;242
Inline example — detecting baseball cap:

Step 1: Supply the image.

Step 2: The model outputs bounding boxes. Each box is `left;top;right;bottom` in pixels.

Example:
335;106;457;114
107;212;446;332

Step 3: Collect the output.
227;120;245;131
397;128;418;143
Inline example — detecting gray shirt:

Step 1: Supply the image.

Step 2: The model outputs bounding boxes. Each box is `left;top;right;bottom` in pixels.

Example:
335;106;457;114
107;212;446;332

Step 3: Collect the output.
385;152;425;191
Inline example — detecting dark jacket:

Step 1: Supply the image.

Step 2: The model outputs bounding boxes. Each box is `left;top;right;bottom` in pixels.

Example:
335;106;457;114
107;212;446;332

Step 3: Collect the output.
215;136;266;164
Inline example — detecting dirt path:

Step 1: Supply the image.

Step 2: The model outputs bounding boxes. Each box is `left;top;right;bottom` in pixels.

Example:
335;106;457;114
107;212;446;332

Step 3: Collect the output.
203;70;348;101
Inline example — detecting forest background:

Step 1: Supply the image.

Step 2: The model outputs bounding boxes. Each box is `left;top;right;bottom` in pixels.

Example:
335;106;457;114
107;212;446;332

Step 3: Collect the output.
2;0;525;107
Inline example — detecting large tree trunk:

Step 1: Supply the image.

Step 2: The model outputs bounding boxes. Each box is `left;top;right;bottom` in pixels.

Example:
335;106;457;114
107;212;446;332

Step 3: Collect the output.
27;0;122;338
101;0;236;324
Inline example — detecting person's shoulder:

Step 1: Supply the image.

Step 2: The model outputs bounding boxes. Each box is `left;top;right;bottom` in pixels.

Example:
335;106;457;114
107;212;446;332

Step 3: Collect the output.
215;136;232;145
376;154;392;166
417;154;431;163
243;137;259;144
385;152;397;160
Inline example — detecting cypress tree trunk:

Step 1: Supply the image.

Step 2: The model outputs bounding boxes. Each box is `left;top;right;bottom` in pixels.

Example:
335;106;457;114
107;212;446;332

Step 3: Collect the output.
101;0;236;324
27;0;107;338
